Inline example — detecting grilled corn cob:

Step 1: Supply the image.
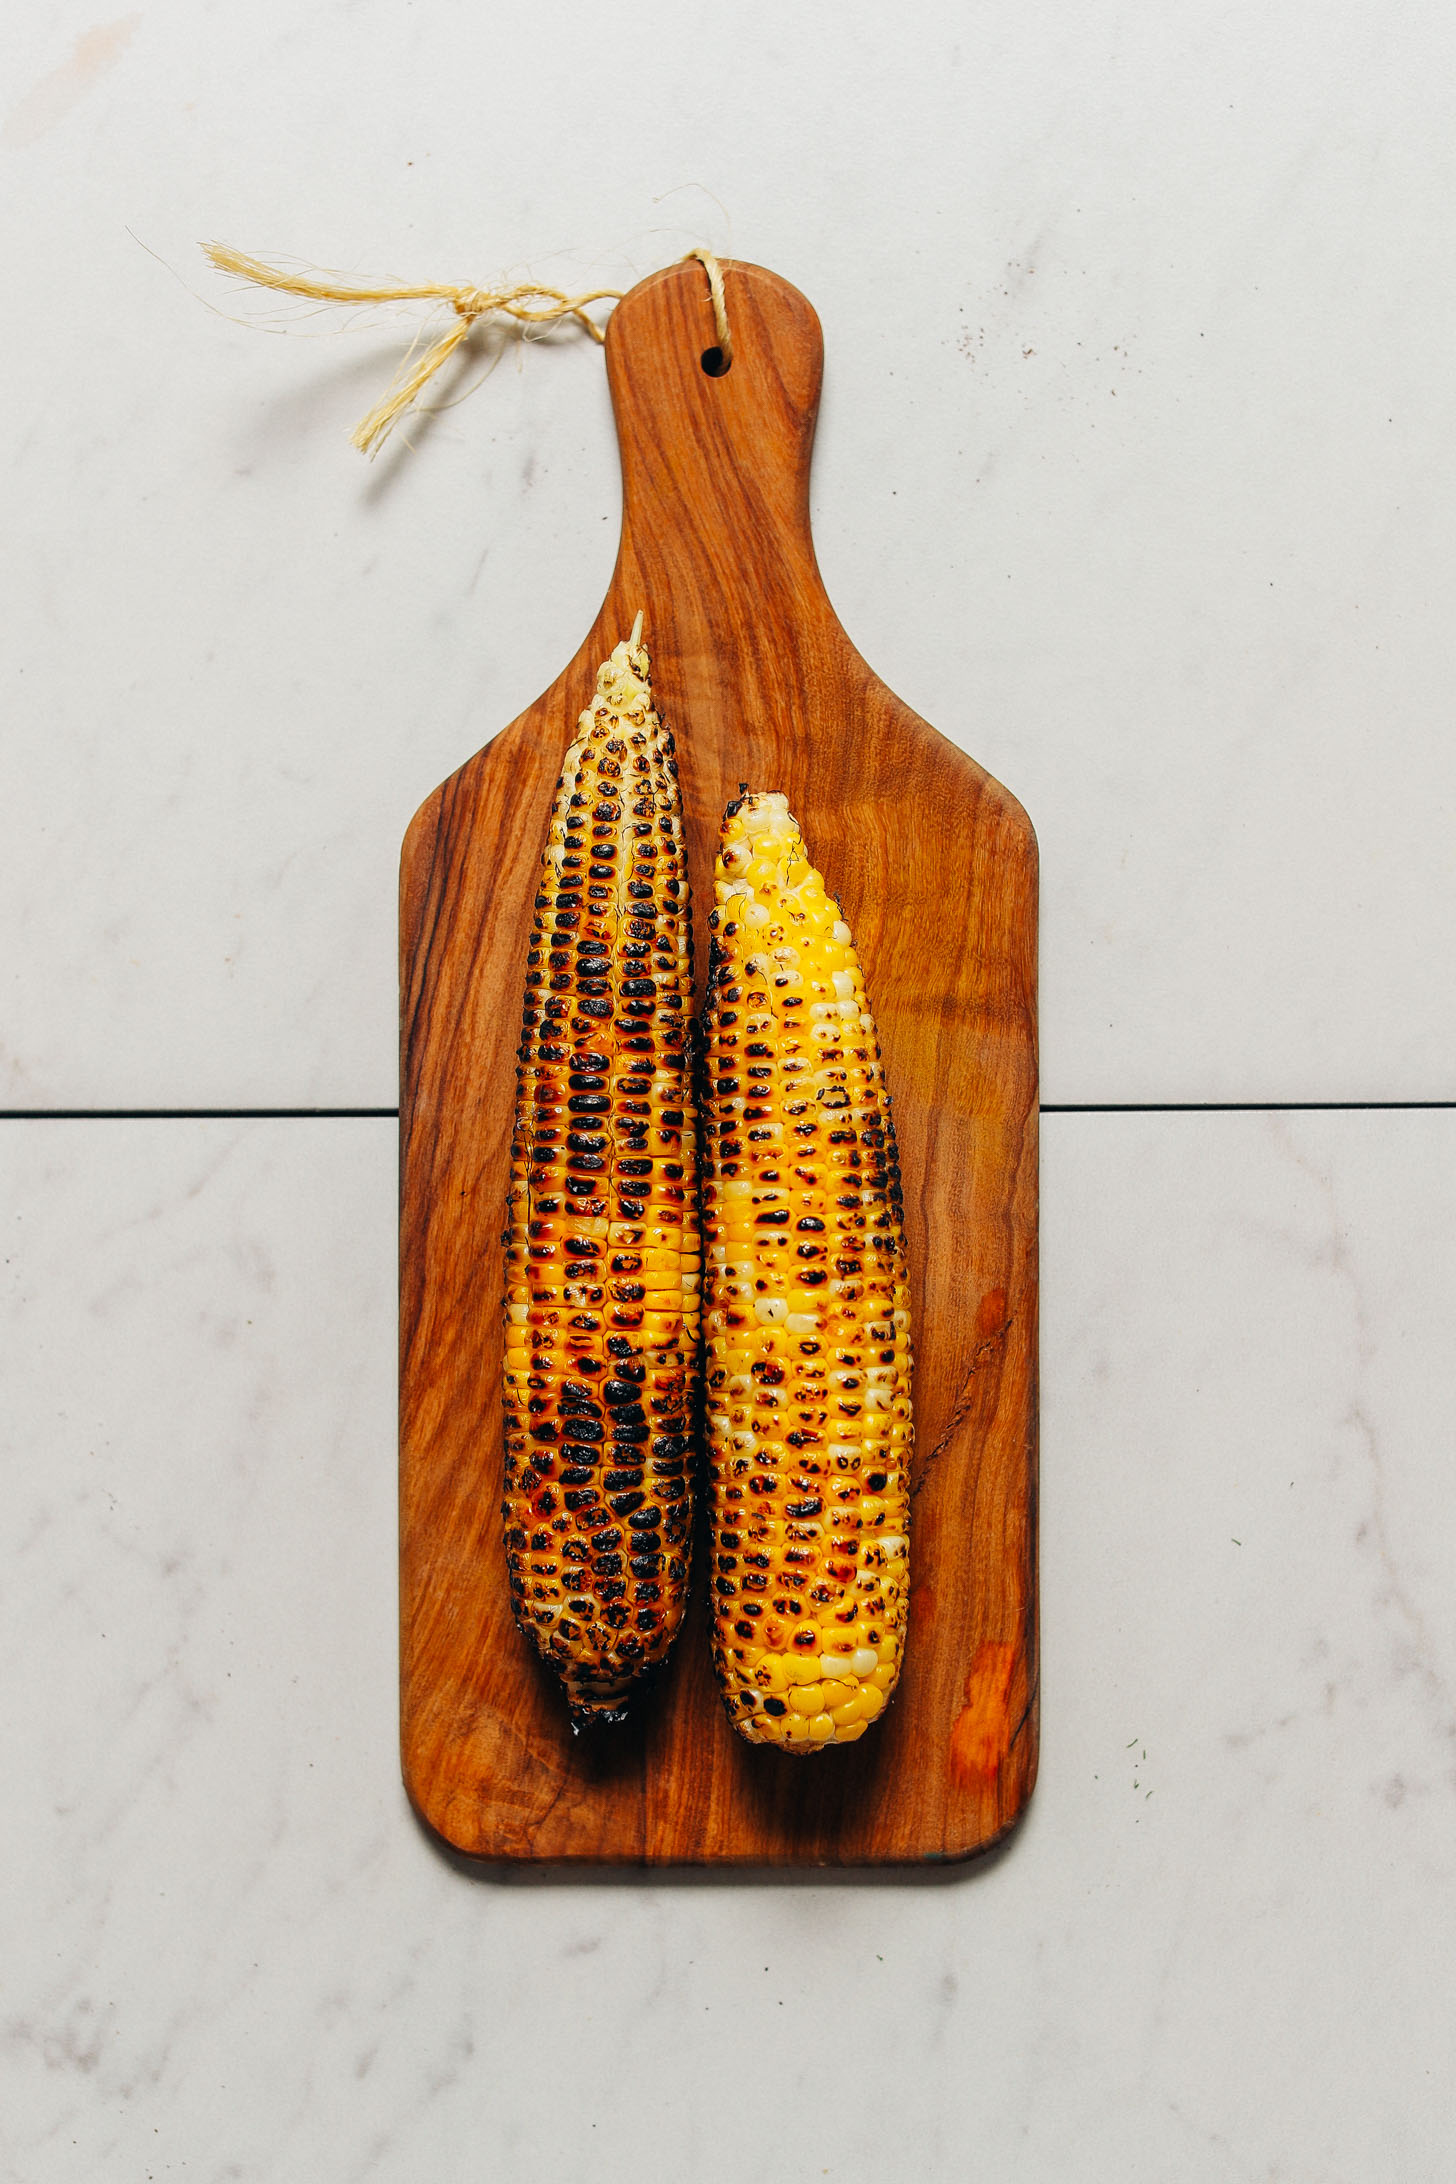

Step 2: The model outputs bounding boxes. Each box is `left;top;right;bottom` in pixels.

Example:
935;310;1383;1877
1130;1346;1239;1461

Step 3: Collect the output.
501;618;698;1725
701;791;912;1749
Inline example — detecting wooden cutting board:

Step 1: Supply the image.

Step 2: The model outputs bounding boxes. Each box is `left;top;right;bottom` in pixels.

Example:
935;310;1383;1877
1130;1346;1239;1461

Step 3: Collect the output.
399;259;1038;1865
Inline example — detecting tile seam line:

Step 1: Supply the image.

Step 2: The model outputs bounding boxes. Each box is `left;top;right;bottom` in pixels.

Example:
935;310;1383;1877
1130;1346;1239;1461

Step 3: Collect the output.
0;1102;1453;1122
1043;1100;1456;1113
0;1107;399;1120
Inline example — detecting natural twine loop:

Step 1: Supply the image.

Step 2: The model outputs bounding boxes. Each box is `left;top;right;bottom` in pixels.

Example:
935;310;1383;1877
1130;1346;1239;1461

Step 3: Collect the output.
204;241;733;456
686;246;733;368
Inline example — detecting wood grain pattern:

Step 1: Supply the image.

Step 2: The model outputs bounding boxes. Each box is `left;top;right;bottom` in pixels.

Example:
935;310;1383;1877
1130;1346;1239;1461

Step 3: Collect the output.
399;260;1038;1865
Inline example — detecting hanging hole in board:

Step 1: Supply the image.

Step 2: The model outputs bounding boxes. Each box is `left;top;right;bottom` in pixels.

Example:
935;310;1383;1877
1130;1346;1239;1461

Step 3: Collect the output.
701;345;731;377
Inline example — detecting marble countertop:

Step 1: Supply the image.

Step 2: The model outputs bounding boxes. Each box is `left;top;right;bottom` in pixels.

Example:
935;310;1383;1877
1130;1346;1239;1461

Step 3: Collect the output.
4;2;1453;2177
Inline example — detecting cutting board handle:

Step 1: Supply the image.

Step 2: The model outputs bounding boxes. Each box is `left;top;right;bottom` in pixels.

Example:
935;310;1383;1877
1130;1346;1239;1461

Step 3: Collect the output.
605;260;829;614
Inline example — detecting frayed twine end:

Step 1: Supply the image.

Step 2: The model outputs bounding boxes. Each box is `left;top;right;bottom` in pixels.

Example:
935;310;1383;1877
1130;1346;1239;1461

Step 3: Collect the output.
203;242;733;457
203;241;626;456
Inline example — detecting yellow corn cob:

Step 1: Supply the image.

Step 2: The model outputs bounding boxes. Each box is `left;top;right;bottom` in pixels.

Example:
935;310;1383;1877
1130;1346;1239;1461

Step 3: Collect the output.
501;618;699;1725
701;790;912;1750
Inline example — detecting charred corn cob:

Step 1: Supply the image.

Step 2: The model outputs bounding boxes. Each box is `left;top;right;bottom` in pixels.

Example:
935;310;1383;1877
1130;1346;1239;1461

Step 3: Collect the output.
501;618;699;1725
701;791;912;1750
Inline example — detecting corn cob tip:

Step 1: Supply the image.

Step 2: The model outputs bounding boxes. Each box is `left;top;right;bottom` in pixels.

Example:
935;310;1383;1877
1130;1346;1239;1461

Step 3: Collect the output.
568;1697;633;1733
588;625;653;724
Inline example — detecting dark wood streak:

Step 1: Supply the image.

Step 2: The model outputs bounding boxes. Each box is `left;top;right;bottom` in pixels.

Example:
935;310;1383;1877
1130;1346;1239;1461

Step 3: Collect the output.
399;260;1039;1864
910;1316;1015;1503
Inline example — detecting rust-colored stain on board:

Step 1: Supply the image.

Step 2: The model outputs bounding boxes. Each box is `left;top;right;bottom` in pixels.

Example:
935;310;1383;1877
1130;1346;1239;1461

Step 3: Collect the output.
974;1286;1008;1339
948;1641;1017;1787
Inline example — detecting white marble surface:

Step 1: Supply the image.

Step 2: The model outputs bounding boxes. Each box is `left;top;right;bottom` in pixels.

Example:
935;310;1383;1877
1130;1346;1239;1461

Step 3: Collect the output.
5;6;1453;2174
4;1113;1453;2180
4;0;1456;1106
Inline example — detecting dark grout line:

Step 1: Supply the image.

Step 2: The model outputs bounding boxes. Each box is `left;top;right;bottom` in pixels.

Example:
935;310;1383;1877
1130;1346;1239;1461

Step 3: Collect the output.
0;1108;399;1121
1;1102;1452;1122
1041;1101;1456;1114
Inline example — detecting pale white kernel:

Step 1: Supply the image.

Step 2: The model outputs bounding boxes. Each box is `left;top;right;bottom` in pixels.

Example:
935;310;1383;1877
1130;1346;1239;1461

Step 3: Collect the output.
741;791;792;838
754;1297;789;1324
